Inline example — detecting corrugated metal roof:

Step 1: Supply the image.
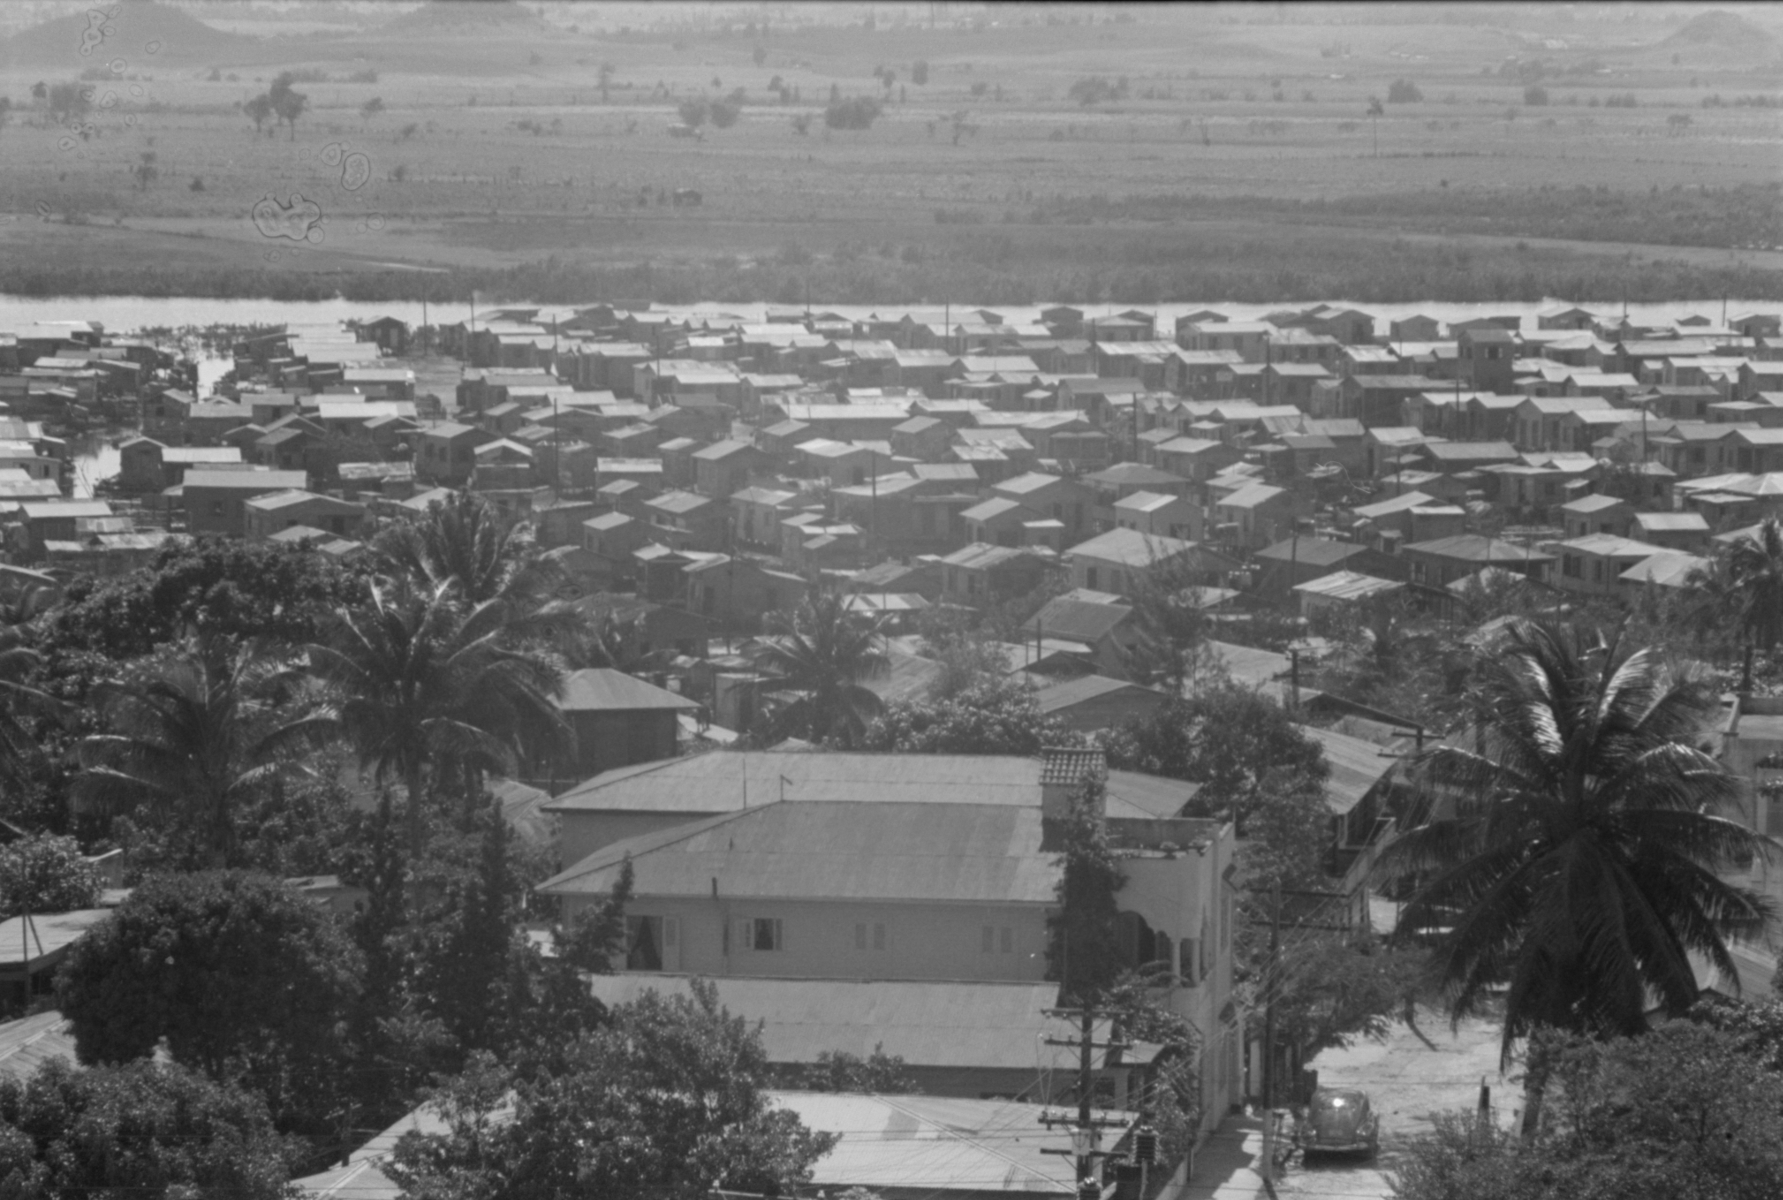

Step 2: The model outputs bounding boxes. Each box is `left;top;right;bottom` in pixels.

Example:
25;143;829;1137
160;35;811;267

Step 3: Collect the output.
584;976;1070;1069
777;1090;1106;1195
0;1011;77;1081
1035;675;1163;715
1021;596;1132;644
556;668;699;713
538;801;1058;903
1301;726;1396;816
1293;571;1404;603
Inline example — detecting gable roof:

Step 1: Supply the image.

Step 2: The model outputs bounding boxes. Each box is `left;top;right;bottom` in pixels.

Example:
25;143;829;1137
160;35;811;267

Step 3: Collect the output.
1021;595;1133;643
1065;527;1196;568
539;801;1057;903
555;668;700;713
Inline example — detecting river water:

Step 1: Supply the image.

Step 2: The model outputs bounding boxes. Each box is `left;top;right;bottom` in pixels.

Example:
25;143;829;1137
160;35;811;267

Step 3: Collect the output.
3;292;1773;496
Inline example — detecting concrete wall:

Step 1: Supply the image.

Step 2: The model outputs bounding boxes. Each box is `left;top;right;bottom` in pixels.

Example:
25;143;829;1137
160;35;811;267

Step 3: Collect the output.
563;895;1053;984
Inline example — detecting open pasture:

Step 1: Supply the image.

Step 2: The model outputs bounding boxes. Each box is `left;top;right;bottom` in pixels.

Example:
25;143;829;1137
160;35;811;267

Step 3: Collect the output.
0;2;1778;298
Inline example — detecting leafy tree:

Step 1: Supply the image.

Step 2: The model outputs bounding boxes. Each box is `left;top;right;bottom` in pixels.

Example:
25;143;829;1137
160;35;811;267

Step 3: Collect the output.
911;60;929;85
361;96;385;125
243;93;273;135
861;675;1065;755
56;871;362;1139
72;634;333;869
1381;621;1771;1129
40;538;366;668
1046;780;1127;1005
46;81;88;122
306;581;569;851
0;1059;301;1200
1122;547;1217;693
677;96;710;129
748;594;889;746
709;98;741;129
795;1045;913;1093
268;72;308;140
0;597;58;795
1101;685;1328;836
389;980;837;1200
552;856;632;974
416;802;523;1053
824;95;883;130
0;833;100;918
1387;78;1423;102
1392;1021;1783;1200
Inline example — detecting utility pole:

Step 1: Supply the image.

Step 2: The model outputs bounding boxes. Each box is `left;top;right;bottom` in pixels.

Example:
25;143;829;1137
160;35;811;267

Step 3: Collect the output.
1041;1005;1129;1195
1263;883;1282;1112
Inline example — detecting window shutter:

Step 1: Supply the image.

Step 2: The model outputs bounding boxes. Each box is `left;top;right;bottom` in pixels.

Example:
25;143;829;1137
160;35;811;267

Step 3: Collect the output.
736;918;752;951
663;917;679;949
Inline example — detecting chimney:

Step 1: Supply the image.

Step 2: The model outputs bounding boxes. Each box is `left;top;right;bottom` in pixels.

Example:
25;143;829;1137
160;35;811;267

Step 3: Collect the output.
1040;746;1107;823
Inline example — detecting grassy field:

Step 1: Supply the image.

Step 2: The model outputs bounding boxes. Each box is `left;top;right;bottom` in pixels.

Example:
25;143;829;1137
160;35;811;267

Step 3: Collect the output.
0;1;1778;301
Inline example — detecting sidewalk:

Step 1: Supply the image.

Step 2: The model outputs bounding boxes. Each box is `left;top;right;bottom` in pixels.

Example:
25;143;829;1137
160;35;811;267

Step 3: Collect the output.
1174;1114;1270;1200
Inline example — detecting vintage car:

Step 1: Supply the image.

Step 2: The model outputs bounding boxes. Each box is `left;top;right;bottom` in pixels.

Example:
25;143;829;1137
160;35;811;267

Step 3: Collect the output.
1296;1087;1380;1158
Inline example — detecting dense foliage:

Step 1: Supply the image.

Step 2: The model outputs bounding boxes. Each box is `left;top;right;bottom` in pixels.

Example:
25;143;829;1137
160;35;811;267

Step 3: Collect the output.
860;676;1065;755
56;871;361;1138
0;833;101;918
1102;685;1329;836
0;1059;301;1200
1393;1018;1783;1200
389;981;837;1200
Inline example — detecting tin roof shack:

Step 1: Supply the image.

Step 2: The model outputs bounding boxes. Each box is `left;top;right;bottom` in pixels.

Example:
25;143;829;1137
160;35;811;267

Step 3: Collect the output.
1212;482;1299;551
1551;533;1671;600
1293;570;1406;622
939;543;1052;608
1113;491;1203;542
183;469;309;537
534;667;699;793
1036;675;1169;733
417;422;496;487
642;490;727;553
1066;528;1236;596
683;554;808;635
3;500;114;562
1402;534;1555;589
243;490;366;541
691;439;769;499
1559;493;1633;541
1253;537;1403;608
1631;510;1711;553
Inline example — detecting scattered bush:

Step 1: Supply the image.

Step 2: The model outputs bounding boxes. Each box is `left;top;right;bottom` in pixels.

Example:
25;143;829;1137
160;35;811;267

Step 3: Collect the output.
824;95;882;130
1524;85;1549;105
1387;78;1423;103
911;60;929;85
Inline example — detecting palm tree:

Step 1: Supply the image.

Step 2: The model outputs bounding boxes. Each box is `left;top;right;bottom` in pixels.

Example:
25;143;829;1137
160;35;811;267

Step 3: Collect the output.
374;489;572;640
747;593;889;746
1382;620;1773;1125
1691;516;1783;688
306;581;569;852
72;634;332;868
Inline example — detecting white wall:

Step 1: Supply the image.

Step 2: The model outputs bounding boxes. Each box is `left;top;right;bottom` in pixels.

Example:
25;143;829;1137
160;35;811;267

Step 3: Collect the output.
565;894;1053;983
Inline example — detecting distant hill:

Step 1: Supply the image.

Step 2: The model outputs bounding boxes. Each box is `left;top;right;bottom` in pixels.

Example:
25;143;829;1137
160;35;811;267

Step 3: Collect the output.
1;0;256;70
1663;9;1776;51
381;0;552;36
